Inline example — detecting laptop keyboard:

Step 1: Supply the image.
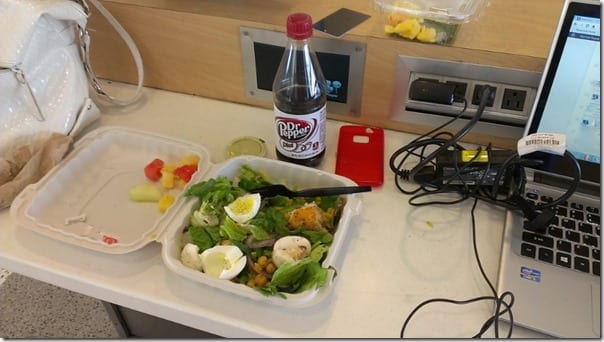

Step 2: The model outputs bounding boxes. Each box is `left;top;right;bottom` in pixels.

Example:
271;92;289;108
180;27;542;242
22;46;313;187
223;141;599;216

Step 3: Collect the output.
520;192;601;277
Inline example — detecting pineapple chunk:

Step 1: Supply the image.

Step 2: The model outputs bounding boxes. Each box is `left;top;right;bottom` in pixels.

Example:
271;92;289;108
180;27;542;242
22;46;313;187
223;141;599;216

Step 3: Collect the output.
179;154;200;166
161;169;175;189
158;194;175;213
394;18;421;40
417;26;437;43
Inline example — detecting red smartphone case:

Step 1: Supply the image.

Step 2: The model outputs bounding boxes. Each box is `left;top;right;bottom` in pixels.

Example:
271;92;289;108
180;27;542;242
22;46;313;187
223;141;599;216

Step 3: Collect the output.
335;125;384;187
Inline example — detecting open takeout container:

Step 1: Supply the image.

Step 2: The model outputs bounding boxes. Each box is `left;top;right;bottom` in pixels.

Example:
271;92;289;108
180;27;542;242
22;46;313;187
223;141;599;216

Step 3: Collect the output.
10;126;363;307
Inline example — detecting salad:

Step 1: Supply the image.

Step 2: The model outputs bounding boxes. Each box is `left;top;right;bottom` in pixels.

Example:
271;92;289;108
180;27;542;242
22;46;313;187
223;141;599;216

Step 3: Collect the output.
179;165;345;298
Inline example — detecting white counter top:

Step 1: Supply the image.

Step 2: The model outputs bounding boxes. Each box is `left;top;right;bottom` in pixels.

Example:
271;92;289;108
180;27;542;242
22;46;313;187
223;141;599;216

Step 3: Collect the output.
0;83;547;338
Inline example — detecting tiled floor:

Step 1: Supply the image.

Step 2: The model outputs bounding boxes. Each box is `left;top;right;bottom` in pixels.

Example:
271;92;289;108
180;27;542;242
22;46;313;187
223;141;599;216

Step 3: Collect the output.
0;270;120;338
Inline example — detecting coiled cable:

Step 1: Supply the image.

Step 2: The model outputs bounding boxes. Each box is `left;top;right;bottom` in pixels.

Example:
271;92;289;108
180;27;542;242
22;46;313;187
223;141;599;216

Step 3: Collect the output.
391;86;582;338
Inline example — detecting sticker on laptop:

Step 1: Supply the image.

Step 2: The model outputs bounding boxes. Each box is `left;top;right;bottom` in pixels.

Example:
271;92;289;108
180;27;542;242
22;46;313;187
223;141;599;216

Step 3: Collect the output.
517;133;566;156
520;266;541;282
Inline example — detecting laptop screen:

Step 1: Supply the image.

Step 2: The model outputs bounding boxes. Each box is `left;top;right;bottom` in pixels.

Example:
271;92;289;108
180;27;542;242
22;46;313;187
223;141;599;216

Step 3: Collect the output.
525;0;601;185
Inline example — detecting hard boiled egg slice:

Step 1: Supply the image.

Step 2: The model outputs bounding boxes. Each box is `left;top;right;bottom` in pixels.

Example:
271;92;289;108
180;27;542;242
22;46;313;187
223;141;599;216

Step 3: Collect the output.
180;243;203;271
224;193;261;224
200;245;247;280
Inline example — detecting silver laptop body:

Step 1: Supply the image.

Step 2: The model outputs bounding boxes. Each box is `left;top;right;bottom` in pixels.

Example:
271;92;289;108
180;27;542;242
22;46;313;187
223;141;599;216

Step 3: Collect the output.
497;0;601;338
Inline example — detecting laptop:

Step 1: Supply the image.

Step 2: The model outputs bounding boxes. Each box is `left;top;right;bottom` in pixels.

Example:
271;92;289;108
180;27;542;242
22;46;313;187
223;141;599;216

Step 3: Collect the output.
496;0;601;338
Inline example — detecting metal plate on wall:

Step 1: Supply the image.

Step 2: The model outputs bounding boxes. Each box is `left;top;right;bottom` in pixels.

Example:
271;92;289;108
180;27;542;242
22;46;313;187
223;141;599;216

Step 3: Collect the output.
240;27;366;116
391;56;543;139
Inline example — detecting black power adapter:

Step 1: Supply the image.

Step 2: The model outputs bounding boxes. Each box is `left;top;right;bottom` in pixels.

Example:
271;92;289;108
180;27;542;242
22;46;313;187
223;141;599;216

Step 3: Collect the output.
408;79;456;105
434;149;517;187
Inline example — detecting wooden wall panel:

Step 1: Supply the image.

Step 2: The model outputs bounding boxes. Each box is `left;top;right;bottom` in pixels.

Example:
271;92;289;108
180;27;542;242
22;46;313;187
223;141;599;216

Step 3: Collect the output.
87;0;564;148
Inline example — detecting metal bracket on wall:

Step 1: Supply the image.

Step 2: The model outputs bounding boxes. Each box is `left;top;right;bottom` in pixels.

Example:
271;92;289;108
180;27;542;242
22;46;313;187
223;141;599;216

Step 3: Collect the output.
239;27;366;116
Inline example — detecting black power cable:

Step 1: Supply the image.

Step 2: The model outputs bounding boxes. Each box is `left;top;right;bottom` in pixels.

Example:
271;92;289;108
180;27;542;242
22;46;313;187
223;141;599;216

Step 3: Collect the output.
390;86;583;338
389;86;582;229
400;170;515;338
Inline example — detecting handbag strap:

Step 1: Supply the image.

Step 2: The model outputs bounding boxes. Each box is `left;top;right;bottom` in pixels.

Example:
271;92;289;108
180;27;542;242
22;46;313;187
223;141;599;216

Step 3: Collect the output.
78;0;144;106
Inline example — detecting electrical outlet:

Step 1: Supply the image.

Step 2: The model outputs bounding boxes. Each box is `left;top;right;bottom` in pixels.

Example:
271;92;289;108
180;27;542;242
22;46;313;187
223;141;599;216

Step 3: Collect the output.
397;58;542;133
445;80;468;103
501;88;528;112
472;84;496;107
405;73;536;125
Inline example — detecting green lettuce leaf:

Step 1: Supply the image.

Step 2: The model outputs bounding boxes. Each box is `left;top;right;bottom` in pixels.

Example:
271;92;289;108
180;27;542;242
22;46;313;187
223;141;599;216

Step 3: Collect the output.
188;225;219;251
265;257;331;295
309;243;330;263
295;260;329;293
237;165;272;190
248;224;271;241
186;176;245;216
219;217;249;241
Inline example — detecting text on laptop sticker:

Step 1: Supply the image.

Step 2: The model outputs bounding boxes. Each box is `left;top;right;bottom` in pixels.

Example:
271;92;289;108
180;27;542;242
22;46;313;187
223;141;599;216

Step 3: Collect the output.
517;133;566;156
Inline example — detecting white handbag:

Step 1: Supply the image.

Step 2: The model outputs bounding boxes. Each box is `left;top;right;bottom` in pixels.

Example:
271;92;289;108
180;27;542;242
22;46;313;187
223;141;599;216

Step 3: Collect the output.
0;0;144;156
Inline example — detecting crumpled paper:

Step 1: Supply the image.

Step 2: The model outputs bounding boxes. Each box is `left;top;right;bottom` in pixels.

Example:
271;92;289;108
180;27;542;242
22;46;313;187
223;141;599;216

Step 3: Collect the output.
0;132;72;209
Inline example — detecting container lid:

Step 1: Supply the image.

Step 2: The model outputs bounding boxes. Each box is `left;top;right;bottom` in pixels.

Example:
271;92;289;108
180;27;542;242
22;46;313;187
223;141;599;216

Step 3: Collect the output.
10;126;212;254
226;136;266;158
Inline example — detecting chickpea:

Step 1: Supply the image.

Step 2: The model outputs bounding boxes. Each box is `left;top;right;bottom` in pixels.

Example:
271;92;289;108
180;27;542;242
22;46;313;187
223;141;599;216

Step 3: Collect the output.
265;262;276;274
254;273;268;287
257;255;269;267
246;278;255;287
253;263;263;273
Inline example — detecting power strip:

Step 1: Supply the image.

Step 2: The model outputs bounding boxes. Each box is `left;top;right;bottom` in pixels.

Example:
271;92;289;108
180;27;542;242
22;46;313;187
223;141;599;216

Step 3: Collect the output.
406;73;538;127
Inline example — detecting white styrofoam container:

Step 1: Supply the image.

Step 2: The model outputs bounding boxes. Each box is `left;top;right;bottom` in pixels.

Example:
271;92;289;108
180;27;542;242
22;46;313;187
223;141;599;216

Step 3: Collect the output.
10;126;363;307
161;156;362;307
10;126;212;254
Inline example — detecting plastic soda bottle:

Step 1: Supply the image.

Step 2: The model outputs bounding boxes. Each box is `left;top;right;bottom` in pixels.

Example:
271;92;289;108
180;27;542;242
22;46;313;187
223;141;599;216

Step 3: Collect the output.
272;13;327;167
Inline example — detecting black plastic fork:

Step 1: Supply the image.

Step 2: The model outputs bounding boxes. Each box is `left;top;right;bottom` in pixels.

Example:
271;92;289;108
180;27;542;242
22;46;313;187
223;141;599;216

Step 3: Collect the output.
249;184;372;198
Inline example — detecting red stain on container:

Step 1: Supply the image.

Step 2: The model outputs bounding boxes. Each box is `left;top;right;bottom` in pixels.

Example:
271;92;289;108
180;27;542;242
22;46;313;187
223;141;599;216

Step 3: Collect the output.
102;235;119;245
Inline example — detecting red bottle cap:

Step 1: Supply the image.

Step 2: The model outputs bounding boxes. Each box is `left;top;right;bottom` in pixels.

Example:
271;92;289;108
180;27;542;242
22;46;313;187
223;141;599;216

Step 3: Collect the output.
286;13;313;40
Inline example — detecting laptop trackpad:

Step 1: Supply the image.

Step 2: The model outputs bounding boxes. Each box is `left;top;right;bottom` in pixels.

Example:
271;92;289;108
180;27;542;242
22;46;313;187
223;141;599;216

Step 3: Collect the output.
593;283;601;336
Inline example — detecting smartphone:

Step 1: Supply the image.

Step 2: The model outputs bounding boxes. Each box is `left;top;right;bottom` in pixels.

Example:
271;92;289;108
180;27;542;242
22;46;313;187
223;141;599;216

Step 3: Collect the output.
335;125;384;187
313;8;371;38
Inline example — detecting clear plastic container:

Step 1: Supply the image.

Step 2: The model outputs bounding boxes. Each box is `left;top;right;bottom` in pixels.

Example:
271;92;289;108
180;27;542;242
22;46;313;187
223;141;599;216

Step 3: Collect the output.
373;0;488;44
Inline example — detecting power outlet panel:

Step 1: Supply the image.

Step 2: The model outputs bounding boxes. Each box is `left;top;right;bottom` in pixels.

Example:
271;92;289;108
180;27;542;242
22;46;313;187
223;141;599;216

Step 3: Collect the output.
391;56;543;140
406;72;537;126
